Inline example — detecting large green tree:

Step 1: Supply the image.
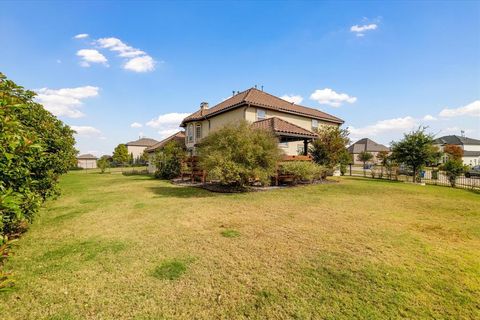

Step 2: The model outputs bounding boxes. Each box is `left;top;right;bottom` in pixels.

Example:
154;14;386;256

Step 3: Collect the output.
197;121;282;187
112;144;129;166
390;128;439;182
309;125;350;170
0;73;77;239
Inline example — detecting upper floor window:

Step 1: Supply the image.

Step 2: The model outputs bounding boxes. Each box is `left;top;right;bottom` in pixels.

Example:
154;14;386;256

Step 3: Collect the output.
187;124;194;143
257;108;266;120
312;119;319;130
195;124;202;141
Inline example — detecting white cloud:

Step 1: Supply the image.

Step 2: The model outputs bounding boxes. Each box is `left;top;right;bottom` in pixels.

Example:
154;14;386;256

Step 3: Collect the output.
74;33;89;39
310;88;357;107
280;94;303;104
130;122;143;128
350;23;378;37
146;113;190;128
76;49;108;67
439;100;480;118
146;112;190;139
96;37;156;72
349;116;417;137
71;126;102;137
124;55;155;72
157;129;180;139
35;86;99;118
423;114;437;121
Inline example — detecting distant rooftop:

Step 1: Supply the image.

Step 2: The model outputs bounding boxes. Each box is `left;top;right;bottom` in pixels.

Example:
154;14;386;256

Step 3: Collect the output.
434;135;480;146
145;131;185;153
347;138;390;153
77;153;98;159
126;137;159;147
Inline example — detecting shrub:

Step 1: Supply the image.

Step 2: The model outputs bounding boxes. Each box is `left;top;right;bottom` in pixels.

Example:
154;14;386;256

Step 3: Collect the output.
197;121;282;187
309;126;350;170
441;159;465;187
97;156;110;174
279;161;326;183
154;141;185;179
0;73;76;239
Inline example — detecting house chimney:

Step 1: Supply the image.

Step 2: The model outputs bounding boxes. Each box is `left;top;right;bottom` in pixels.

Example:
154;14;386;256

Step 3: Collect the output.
200;102;209;115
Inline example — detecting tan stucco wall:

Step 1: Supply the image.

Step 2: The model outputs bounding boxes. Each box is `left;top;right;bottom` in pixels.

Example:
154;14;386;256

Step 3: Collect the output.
185;107;246;149
77;159;97;169
185;106;339;156
127;145;147;160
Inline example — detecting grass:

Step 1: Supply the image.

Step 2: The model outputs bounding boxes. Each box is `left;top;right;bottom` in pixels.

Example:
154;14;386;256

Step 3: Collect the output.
0;173;479;319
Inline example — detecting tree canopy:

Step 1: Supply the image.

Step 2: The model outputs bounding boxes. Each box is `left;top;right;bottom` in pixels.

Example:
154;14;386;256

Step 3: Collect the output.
0;73;77;240
112;144;129;165
309;125;350;170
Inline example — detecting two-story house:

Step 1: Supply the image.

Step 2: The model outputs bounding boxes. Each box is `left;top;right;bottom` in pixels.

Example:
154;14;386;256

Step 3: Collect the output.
434;135;480;166
180;88;344;155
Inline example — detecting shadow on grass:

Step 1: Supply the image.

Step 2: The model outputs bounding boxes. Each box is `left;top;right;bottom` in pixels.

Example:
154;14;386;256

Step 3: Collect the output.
147;185;223;198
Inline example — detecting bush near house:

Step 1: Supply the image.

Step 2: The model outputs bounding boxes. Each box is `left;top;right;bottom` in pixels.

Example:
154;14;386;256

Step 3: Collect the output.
0;73;76;241
441;159;466;187
278;161;326;184
197;121;282;188
154;141;185;179
309;126;350;171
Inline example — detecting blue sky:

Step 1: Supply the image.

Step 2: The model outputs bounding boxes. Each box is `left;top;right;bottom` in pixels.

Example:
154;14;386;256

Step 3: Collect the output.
1;1;479;155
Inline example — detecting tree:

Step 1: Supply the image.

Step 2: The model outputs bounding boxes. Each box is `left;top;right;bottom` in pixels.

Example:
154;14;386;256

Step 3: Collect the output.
129;153;134;166
112;144;129;166
441;159;465;187
197;121;282;187
154;141;185;179
390;128;439;182
97;156;110;174
309;126;350;170
0;72;77;239
443;144;463;161
357;151;373;177
376;150;390;178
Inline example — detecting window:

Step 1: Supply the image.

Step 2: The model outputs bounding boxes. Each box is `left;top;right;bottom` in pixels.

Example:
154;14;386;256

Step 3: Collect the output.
312;119;319;130
257;108;266;120
195;124;202;141
187;124;193;143
279;141;288;148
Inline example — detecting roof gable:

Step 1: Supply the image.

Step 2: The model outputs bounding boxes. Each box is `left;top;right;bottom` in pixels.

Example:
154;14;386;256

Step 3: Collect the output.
145;131;185;153
348;138;389;153
77;153;97;159
181;88;344;125
126;137;159;147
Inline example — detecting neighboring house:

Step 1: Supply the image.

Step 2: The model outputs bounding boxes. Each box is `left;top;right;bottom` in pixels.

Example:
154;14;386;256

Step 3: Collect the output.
144;131;186;173
77;154;98;169
125;137;159;161
180;88;344;155
347;138;390;165
434;135;480;166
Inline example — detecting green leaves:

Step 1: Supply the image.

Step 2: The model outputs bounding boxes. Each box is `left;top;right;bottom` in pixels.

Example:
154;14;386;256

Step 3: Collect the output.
0;72;77;238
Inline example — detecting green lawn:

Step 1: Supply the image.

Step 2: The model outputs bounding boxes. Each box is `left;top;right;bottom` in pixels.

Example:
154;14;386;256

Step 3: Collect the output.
1;172;479;319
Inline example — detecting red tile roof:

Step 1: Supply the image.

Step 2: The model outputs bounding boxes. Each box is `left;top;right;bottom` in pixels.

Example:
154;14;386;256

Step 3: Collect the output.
144;131;185;153
181;88;343;126
252;117;318;138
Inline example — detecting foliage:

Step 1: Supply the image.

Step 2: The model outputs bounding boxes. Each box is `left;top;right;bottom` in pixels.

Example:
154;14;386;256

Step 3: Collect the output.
443;144;463;161
97;156;110;174
339;151;352;176
197;121;282;187
309;126;350;169
357;151;373;177
0;73;76;238
441;159;465;187
390;127;439;182
154;141;185;179
112;144;129;165
279;161;326;183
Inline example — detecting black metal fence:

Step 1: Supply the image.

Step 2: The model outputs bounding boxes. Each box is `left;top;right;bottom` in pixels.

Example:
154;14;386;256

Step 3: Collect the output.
348;165;480;190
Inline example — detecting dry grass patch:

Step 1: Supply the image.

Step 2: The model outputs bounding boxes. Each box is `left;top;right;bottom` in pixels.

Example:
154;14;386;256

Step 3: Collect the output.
0;173;479;319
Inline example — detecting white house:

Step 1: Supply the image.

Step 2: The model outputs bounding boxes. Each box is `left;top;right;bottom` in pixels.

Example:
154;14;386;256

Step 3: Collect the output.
77;154;98;169
434;135;480;166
